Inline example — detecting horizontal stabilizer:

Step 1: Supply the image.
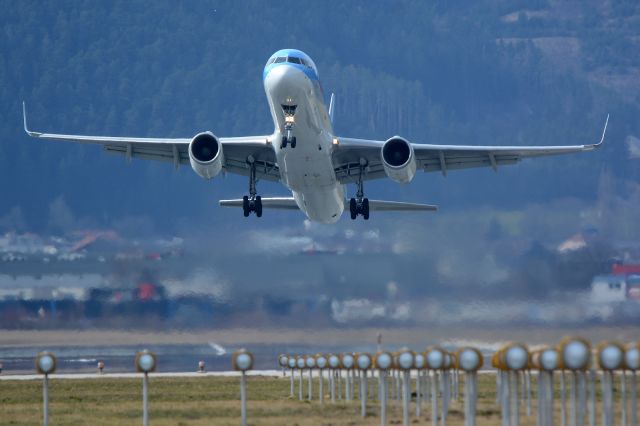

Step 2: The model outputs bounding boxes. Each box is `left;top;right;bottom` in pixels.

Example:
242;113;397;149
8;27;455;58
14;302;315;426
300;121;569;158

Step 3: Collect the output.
219;197;299;210
364;200;438;212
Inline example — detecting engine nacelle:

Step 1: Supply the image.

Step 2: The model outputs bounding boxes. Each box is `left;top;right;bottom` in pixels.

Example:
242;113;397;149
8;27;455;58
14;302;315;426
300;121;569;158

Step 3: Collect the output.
381;136;416;183
189;132;224;179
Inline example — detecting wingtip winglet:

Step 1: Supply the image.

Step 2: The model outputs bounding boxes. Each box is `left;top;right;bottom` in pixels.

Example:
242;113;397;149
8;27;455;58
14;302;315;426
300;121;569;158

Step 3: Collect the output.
22;101;41;137
328;93;335;124
595;113;609;148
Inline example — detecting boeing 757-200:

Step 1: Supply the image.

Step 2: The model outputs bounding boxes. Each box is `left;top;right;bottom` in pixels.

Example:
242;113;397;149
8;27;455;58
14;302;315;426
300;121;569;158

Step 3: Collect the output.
23;49;608;224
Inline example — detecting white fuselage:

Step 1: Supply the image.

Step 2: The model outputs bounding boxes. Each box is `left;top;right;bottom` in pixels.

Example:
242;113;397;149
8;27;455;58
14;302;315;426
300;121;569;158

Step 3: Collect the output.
263;62;345;224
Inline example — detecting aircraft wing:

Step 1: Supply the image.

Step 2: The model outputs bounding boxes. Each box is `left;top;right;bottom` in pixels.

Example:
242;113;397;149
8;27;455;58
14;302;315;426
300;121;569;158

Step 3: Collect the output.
22;103;279;182
332;116;608;184
220;197;437;212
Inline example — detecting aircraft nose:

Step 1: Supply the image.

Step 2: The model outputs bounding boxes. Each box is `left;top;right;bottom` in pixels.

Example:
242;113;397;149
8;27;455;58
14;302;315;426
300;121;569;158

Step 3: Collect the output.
264;64;305;94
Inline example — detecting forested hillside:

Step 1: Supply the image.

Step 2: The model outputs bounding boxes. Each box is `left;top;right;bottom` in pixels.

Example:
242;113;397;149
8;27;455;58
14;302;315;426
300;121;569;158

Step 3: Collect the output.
1;0;639;232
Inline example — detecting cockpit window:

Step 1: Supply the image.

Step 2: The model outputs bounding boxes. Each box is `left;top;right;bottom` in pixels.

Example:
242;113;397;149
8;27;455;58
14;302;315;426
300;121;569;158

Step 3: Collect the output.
274;57;286;63
288;56;301;64
267;58;276;65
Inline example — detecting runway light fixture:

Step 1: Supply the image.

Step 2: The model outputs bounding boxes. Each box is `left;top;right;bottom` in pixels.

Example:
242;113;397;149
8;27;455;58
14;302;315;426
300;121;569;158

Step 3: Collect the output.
426;347;446;425
278;354;288;377
397;348;414;426
532;347;559;425
296;356;305;401
494;343;529;426
287;356;296;397
597;341;625;426
626;342;639;426
232;349;254;426
328;354;340;403
135;350;157;374
305;355;316;400
414;352;426;418
135;350;157;426
456;347;482;424
558;337;591;426
374;351;393;426
36;351;57;375
35;351;57;426
316;354;327;403
356;353;372;418
341;353;355;401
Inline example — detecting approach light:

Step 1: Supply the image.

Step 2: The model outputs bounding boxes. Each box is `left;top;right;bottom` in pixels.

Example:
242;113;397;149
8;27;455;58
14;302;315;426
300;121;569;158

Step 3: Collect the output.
457;347;482;372
36;352;57;375
135;350;157;373
357;353;372;370
560;337;591;370
232;349;254;372
597;341;625;371
375;352;393;370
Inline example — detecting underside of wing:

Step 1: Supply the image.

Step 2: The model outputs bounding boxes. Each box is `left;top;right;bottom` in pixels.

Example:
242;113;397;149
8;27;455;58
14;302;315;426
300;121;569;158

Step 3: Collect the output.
22;102;279;181
219;197;299;210
333;115;608;184
365;200;438;212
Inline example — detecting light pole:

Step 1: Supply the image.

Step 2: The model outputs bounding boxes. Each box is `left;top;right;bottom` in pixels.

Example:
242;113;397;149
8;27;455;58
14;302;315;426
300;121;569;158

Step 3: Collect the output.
328;354;340;402
456;347;482;426
316;354;328;403
397;349;414;426
375;351;393;426
232;349;254;426
596;341;623;426
135;350;157;426
625;342;639;426
560;337;591;426
357;353;372;417
36;351;57;426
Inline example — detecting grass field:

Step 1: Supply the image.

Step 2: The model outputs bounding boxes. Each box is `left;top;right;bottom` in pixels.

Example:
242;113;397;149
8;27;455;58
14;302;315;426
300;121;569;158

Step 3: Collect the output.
0;373;631;425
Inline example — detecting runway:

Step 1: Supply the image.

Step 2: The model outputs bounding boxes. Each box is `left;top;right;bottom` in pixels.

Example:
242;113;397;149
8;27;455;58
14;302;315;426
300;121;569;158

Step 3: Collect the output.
0;369;284;380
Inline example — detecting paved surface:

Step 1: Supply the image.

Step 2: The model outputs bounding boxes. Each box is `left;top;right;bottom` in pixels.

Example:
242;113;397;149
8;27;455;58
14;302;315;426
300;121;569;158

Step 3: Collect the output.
0;369;284;380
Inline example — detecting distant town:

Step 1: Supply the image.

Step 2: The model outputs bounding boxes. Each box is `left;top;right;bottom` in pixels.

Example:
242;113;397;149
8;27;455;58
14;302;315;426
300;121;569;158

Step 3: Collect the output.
1;226;639;330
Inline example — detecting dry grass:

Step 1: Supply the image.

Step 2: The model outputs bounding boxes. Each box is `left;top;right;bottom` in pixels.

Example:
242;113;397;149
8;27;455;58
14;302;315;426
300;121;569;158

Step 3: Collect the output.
0;374;632;425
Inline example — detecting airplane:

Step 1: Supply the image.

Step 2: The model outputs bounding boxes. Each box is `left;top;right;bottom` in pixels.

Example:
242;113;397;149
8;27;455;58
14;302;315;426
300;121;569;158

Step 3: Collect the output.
23;49;608;224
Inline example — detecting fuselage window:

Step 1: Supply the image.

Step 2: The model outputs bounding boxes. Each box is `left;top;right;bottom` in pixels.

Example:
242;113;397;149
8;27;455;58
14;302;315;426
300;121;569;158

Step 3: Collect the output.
274;57;286;63
288;56;301;64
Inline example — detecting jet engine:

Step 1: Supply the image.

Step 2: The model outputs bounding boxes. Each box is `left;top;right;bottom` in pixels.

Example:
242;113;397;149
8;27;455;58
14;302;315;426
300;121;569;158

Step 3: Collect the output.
188;132;224;179
381;136;416;183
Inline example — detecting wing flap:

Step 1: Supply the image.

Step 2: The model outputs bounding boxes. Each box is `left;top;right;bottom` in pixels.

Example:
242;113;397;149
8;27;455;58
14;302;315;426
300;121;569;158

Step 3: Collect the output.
365;200;438;212
219;197;300;210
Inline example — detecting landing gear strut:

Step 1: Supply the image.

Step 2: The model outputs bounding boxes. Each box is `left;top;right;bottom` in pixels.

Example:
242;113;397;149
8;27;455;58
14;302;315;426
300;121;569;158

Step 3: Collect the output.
349;162;369;220
281;105;297;148
242;159;262;218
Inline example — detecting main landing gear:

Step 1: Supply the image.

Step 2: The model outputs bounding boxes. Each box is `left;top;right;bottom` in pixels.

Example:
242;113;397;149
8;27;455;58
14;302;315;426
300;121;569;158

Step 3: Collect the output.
281;104;297;148
349;162;370;220
243;158;262;218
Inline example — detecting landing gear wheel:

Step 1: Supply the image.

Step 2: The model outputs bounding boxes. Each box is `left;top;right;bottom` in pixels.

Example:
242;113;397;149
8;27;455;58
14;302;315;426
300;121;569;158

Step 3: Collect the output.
350;198;357;220
281;138;287;149
290;137;297;148
242;196;250;217
255;196;263;218
362;198;370;220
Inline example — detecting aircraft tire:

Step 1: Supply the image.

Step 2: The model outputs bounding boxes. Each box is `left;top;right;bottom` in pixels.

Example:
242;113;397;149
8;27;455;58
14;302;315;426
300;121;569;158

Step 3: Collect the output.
362;198;370;220
349;198;357;220
255;196;263;217
242;196;250;217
